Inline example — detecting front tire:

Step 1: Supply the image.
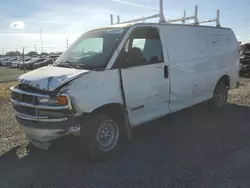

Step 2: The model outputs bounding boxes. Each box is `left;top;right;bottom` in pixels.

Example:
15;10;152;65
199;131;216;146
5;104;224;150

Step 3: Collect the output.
209;81;228;110
80;112;123;160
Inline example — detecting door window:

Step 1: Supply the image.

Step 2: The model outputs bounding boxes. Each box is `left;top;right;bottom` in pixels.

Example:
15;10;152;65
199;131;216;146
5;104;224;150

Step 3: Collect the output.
132;39;146;51
113;27;164;69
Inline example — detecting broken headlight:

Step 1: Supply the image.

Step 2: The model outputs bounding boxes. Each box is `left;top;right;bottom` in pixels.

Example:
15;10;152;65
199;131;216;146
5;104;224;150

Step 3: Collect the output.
37;95;69;106
37;96;57;105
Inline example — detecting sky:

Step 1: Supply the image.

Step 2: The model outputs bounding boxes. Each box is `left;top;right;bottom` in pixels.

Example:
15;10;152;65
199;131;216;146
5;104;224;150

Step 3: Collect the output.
0;0;249;54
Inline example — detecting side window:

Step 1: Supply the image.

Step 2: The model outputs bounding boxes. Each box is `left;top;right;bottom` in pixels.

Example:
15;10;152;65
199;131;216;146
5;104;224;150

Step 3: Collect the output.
132;39;146;51
113;27;164;69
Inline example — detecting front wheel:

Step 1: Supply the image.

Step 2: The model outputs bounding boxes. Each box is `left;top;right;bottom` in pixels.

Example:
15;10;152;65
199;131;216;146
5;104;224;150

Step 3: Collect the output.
80;112;123;160
209;81;228;110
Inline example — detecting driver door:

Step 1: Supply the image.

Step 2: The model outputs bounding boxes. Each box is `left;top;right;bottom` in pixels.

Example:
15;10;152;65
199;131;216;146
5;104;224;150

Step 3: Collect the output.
113;27;171;126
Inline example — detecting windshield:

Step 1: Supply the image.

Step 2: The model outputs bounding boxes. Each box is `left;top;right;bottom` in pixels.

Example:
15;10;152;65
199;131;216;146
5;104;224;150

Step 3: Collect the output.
55;27;128;70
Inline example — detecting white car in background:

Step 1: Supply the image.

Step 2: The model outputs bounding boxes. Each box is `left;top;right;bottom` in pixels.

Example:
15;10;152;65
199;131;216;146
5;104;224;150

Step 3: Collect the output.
10;57;32;68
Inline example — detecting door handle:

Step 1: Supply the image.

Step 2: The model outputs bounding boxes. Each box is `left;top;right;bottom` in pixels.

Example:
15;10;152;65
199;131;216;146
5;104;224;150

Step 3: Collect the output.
164;65;169;79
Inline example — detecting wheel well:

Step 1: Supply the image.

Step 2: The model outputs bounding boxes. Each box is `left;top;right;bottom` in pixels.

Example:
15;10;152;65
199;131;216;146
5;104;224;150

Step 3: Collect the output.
91;103;132;141
218;75;230;89
93;103;124;120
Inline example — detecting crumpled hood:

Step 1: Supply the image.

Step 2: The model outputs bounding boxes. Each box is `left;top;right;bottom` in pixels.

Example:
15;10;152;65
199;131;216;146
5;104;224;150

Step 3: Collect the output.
18;66;90;91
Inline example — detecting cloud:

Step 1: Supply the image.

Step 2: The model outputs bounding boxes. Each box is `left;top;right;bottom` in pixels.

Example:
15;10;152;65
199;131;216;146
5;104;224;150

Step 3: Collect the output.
10;21;25;29
0;1;121;52
0;0;178;52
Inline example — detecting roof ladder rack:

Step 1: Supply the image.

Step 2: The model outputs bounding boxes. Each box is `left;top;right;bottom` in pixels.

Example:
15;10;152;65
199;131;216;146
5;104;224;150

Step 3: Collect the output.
199;9;221;27
166;5;199;25
110;0;166;25
110;0;221;27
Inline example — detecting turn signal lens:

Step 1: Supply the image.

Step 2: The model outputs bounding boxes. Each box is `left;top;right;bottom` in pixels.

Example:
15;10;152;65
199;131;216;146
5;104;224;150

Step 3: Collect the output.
56;96;68;105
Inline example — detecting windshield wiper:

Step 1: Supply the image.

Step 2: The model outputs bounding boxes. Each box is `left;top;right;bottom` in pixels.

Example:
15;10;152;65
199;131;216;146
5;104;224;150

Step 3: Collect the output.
77;63;104;71
57;61;79;69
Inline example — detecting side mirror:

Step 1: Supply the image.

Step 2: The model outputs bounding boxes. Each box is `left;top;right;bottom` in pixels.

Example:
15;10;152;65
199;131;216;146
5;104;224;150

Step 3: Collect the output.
164;65;169;79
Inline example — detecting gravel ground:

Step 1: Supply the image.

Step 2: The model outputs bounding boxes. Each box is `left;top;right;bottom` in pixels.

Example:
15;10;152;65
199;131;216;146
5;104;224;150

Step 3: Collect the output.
1;76;250;188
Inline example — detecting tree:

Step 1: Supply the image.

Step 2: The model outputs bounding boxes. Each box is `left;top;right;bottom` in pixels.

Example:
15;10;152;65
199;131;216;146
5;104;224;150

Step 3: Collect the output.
26;51;38;56
40;52;48;55
6;50;21;56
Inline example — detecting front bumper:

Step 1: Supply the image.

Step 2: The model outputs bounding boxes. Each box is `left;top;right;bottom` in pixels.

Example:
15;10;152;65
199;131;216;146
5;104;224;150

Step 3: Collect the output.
16;116;80;148
10;86;80;148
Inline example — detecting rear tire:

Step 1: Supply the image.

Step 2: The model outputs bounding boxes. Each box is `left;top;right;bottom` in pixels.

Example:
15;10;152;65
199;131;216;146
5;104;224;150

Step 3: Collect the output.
209;81;228;110
79;112;124;161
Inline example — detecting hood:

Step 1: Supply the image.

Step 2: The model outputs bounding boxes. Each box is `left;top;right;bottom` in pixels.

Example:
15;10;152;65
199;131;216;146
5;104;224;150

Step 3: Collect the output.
18;66;90;91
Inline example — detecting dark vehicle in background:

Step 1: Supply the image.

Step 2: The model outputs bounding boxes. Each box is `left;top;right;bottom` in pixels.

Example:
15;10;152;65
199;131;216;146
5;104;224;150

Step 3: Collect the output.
19;57;46;70
0;57;5;66
32;55;59;69
239;43;250;74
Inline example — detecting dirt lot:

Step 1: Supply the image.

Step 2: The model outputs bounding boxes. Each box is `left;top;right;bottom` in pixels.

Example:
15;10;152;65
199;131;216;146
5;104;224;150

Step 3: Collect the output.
0;67;29;83
1;77;250;188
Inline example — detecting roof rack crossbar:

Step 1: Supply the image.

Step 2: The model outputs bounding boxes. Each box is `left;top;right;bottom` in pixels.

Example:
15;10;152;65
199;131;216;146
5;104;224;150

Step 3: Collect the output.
198;9;220;27
166;5;199;25
117;15;120;24
110;14;114;25
110;0;221;27
182;10;186;24
118;13;160;24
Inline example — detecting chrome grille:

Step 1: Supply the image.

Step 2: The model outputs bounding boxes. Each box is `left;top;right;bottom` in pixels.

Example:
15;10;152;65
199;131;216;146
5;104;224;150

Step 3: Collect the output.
13;105;36;116
10;85;70;122
11;91;34;104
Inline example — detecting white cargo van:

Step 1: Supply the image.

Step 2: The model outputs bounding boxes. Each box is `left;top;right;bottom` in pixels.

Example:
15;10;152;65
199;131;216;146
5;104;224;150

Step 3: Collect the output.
10;2;240;159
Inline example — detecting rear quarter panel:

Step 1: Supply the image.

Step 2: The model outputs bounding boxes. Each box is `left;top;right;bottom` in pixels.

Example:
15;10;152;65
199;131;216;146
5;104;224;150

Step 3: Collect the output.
161;25;239;112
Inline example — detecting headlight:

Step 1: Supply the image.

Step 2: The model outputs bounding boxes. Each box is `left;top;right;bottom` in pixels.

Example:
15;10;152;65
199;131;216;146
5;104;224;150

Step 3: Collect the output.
37;95;68;106
37;96;57;105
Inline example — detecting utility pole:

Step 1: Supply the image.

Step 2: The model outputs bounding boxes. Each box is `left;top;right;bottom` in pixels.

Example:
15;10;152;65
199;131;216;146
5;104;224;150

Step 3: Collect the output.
34;44;37;52
22;47;26;73
40;28;43;52
66;38;68;48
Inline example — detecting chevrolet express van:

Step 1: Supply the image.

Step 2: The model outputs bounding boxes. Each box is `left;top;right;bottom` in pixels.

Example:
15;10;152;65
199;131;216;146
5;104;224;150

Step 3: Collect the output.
10;3;240;159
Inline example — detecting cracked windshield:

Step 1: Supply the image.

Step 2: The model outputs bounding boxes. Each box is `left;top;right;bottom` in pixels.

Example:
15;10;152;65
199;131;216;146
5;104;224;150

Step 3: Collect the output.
0;0;249;187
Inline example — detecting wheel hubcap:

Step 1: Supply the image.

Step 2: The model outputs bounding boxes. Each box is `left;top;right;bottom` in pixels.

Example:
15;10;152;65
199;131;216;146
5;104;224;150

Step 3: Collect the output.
96;120;119;152
214;86;226;106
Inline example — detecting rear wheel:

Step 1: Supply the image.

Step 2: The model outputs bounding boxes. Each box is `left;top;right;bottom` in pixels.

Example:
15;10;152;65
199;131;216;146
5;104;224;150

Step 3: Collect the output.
209;81;228;110
80;112;124;160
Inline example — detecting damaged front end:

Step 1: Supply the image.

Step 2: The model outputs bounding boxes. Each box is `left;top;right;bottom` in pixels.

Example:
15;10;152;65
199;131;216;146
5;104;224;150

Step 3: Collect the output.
10;82;81;150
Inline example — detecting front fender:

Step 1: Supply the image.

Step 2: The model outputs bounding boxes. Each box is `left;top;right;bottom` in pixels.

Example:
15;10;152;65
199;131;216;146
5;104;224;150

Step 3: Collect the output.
59;69;123;113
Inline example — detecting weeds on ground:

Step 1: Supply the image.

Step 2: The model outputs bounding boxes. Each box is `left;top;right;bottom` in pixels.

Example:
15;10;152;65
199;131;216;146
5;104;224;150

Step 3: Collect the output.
0;82;18;104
